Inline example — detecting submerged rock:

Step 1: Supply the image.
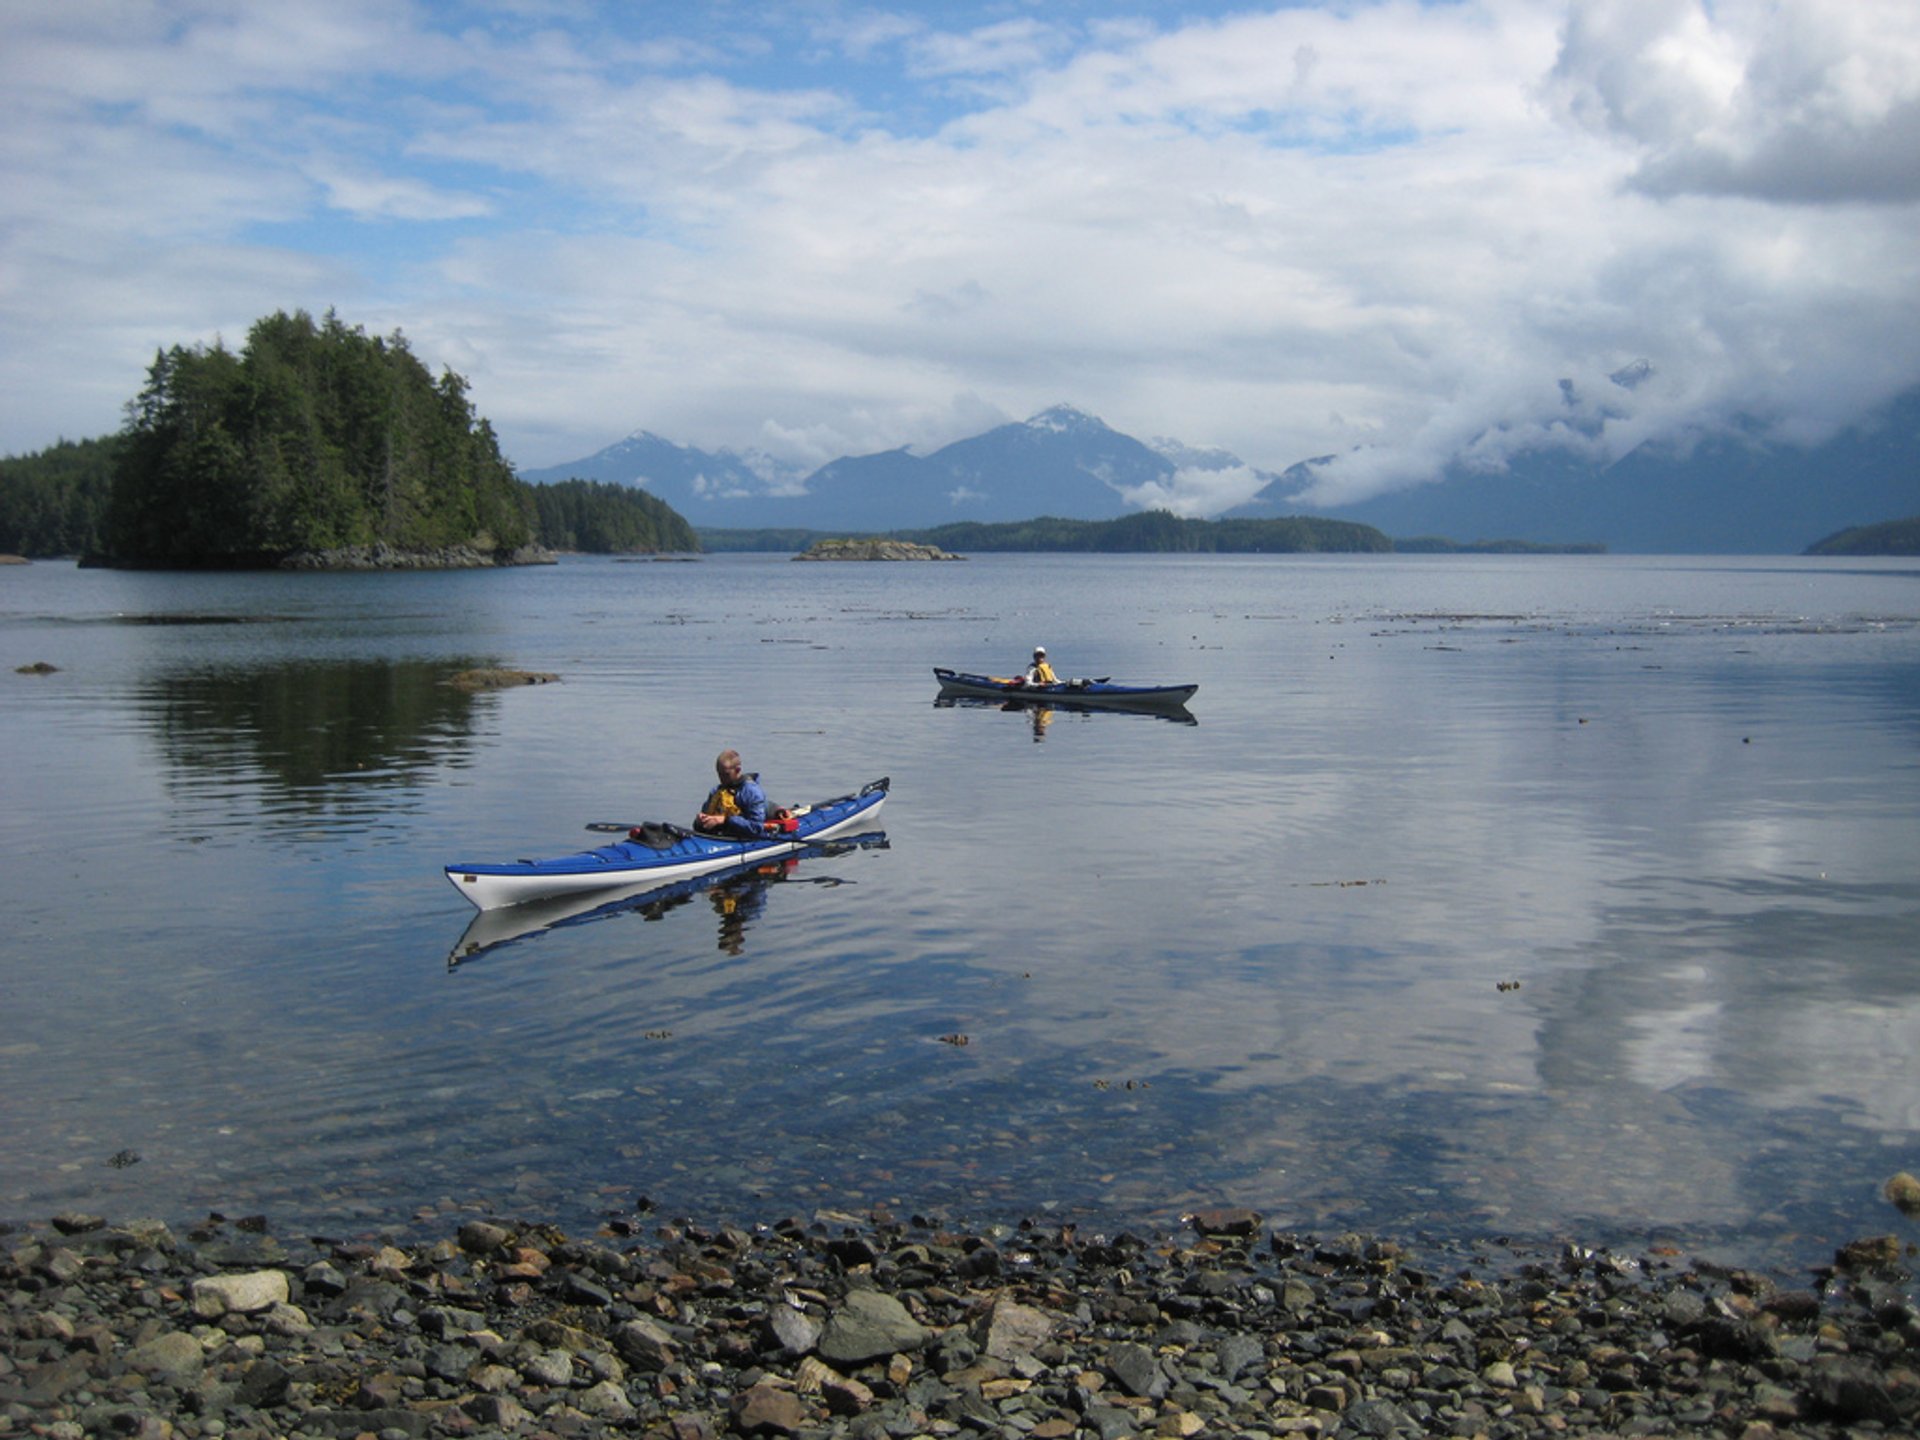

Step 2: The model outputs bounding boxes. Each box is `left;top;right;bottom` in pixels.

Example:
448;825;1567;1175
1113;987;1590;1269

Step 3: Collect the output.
444;667;560;690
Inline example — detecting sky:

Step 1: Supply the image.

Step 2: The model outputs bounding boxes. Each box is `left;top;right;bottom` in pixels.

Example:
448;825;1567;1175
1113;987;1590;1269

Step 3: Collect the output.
4;0;1918;515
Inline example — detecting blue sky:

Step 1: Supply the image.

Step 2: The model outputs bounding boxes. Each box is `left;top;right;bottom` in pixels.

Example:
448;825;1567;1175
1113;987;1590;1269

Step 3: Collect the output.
4;0;1918;513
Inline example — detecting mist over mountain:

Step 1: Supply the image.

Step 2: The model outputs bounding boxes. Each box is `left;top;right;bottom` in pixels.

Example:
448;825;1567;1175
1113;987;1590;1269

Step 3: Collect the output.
522;389;1920;553
1233;386;1920;553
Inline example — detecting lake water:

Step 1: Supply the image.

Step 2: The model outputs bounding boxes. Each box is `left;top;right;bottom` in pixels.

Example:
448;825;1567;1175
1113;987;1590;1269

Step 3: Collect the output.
3;552;1918;1278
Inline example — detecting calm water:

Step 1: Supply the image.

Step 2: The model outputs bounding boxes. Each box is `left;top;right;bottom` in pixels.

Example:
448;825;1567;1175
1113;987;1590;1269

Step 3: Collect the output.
3;552;1918;1278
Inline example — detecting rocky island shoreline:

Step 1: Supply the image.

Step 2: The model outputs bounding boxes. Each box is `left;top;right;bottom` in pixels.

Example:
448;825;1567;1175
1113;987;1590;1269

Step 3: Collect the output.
5;1206;1915;1440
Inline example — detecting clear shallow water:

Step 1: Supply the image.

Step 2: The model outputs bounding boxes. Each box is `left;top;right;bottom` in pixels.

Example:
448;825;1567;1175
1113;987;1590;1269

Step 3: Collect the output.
2;553;1918;1277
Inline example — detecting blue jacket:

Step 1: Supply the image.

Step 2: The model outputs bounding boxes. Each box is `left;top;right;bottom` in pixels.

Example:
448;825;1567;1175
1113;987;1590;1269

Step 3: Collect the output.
706;773;768;839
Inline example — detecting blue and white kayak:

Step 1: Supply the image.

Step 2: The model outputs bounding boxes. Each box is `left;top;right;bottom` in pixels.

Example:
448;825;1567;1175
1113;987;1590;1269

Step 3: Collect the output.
448;830;890;965
934;666;1197;710
446;777;889;911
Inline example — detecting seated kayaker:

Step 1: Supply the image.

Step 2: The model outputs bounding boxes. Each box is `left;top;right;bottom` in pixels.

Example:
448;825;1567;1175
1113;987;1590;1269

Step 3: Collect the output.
1025;646;1057;684
694;748;768;838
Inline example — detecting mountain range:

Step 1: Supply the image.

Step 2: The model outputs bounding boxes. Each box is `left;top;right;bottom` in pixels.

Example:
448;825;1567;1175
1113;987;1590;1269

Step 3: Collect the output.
519;390;1920;554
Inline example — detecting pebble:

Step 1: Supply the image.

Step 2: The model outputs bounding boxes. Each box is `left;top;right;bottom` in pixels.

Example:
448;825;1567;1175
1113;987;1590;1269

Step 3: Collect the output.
2;1210;1915;1438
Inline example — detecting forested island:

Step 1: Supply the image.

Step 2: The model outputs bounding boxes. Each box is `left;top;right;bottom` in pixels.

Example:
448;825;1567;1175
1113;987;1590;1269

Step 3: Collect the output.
704;512;1397;553
0;310;694;566
1805;516;1920;556
702;513;1605;554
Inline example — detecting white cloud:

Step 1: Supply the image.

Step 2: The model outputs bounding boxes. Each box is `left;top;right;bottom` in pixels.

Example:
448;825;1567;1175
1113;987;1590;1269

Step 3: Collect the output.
2;1;1917;514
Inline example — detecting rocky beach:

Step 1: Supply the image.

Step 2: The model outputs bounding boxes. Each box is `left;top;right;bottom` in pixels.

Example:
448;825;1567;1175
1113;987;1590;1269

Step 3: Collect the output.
5;1205;1916;1440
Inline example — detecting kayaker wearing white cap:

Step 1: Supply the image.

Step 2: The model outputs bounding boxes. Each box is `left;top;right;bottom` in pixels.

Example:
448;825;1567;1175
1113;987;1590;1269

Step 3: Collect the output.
1025;646;1057;684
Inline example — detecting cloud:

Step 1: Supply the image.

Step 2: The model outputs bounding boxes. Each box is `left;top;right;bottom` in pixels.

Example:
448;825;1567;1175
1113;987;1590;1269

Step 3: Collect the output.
2;1;1917;512
1549;0;1920;205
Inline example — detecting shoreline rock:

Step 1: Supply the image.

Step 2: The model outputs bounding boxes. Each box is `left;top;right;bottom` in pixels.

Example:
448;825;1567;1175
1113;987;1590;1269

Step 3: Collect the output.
3;1208;1913;1438
276;543;558;570
77;543;559;571
793;538;963;562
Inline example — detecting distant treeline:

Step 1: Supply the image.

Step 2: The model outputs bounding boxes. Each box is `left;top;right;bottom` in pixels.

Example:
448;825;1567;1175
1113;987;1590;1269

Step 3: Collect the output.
905;511;1393;552
0;309;695;564
1391;536;1606;554
526;478;695;553
701;511;1395;553
1805;517;1920;556
696;514;1616;554
0;435;117;558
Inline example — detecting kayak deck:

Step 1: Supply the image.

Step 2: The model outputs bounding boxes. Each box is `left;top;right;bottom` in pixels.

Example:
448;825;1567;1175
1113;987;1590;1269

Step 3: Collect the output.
446;777;888;911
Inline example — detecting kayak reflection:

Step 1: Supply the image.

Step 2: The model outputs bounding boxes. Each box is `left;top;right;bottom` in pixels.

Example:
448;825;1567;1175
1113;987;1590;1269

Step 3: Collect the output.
933;693;1197;739
447;831;889;967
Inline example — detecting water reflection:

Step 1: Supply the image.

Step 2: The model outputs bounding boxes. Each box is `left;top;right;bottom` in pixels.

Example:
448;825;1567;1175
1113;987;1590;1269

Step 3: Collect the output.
934;693;1198;741
135;659;490;834
448;832;891;966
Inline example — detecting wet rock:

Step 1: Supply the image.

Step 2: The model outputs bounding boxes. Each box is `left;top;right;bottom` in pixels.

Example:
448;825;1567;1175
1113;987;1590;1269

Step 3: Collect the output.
1835;1234;1906;1272
1184;1206;1263;1238
1805;1356;1907;1424
457;1219;514;1253
1887;1170;1920;1216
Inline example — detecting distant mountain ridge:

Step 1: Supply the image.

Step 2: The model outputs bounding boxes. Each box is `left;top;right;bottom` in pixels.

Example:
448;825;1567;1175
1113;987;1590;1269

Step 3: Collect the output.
521;389;1920;554
522;404;1163;532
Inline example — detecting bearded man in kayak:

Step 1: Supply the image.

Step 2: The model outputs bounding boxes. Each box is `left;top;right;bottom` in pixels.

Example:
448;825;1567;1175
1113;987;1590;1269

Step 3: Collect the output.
1025;646;1057;684
695;748;769;838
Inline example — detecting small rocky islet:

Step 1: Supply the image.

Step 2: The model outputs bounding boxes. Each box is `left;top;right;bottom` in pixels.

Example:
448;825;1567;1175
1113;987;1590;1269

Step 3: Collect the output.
5;1205;1916;1440
792;540;962;562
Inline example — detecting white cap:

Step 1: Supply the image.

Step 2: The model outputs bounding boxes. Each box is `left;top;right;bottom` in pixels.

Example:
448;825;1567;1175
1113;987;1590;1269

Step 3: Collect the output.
1033;645;1046;655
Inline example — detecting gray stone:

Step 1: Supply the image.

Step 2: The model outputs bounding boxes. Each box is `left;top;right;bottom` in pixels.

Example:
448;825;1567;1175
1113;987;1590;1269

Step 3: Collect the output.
457;1220;513;1254
1215;1332;1265;1381
126;1332;204;1383
423;1342;474;1382
818;1290;928;1365
729;1381;808;1434
461;1393;531;1429
762;1304;822;1358
520;1349;574;1387
1105;1340;1169;1400
233;1359;290;1408
575;1379;636;1419
612;1316;677;1371
976;1296;1056;1360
